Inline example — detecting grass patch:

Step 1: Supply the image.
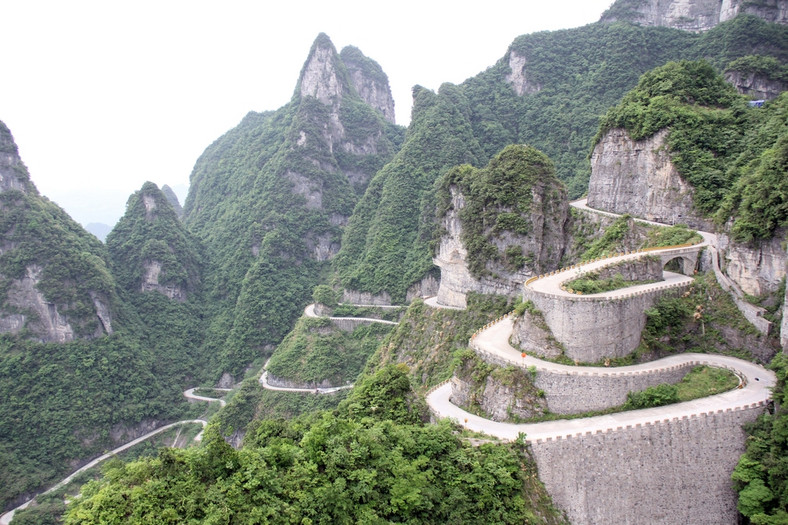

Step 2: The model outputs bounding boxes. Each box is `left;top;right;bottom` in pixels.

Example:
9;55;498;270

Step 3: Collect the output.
675;365;740;400
564;273;659;294
518;366;738;423
192;388;228;398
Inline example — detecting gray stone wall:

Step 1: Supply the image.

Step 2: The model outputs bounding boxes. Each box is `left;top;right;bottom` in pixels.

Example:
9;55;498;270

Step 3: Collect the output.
531;404;765;525
467;343;712;415
265;373;335;390
534;362;695;414
523;285;687;362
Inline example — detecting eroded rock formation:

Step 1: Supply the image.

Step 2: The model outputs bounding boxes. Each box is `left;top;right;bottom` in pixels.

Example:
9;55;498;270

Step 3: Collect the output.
601;0;788;32
588;128;713;230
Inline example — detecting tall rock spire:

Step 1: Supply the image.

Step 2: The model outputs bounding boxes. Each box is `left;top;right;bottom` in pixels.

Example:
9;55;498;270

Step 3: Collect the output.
297;33;349;105
341;46;396;124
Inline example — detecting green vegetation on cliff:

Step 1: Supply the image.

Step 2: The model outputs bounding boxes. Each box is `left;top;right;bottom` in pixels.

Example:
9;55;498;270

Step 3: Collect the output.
733;353;788;523
108;182;203;296
334;84;482;302
0;333;193;512
183;35;403;377
598;61;788;240
436;145;567;278
336;16;788;301
265;317;393;386
0;190;116;338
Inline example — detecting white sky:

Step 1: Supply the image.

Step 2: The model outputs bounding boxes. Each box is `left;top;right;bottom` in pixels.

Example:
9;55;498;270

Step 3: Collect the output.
1;0;614;227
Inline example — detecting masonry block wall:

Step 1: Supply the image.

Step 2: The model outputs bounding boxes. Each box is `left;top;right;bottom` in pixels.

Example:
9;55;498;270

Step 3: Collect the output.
523;286;685;362
466;343;714;414
530;405;763;525
533;362;696;414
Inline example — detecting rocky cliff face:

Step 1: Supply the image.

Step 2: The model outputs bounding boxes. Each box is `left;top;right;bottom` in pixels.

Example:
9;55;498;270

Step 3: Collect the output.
588;128;714;230
434;146;570;308
340;46;396;124
724;69;788;100
505;50;541;96
291;34;398;202
0;121;35;194
600;0;788;32
0;122;115;342
716;231;786;296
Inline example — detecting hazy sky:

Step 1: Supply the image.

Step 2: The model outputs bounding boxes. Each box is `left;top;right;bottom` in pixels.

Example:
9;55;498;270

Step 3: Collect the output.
1;0;614;227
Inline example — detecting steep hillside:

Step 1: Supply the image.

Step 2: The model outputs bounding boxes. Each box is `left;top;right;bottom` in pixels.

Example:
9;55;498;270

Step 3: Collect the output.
0;126;193;512
0;121;116;342
107;182;210;385
183;34;404;379
334;15;788;304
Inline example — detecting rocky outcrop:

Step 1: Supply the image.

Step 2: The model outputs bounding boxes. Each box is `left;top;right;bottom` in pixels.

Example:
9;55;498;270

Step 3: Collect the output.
782;273;788;351
0;121;34;194
3;265;75;343
161;184;183;219
434;187;533;308
511;308;564;359
340;46;396;124
588;128;713;230
505;50;541;96
600;0;788;32
716;231;786;296
451;354;547;422
434;146;570;308
724;69;788;100
299;36;345;105
292;34;397;201
141;261;186;301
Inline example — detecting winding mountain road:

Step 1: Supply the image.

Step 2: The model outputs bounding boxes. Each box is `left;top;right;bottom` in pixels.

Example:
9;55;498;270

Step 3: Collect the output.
258;303;399;394
0;419;208;525
428;316;774;442
426;199;776;441
303;303;399;325
183;387;231;407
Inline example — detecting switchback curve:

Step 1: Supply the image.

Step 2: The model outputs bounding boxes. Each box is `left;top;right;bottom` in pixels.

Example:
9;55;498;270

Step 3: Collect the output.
258;303;399;394
426;199;776;441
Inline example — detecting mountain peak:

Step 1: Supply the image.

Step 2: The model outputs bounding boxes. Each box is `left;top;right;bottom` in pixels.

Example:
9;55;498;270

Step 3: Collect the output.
0;120;36;194
297;33;349;105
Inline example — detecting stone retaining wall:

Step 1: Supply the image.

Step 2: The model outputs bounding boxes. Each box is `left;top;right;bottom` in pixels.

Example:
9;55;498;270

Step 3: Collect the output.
530;403;765;525
265;374;335;390
523;284;687;362
467;342;732;414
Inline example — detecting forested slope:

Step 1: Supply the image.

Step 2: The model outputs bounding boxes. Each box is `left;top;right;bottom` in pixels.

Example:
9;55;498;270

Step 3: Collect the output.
183;34;404;378
0;127;196;511
333;15;788;303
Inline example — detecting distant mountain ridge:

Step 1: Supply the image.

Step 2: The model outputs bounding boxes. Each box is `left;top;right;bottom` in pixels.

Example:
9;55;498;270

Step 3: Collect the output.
601;0;788;32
